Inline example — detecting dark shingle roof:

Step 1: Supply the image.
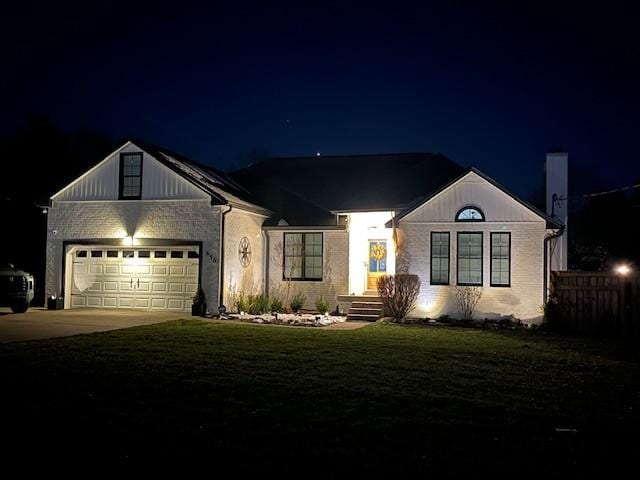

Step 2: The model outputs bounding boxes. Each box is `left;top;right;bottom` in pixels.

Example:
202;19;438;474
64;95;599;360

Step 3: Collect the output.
128;138;271;215
231;152;464;224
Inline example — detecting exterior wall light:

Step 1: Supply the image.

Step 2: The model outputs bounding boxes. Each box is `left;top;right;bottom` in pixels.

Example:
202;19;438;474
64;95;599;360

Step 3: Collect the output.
615;264;632;276
122;236;134;246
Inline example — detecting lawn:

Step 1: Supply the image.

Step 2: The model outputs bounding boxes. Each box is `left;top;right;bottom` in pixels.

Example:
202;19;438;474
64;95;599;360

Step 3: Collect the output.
1;320;639;473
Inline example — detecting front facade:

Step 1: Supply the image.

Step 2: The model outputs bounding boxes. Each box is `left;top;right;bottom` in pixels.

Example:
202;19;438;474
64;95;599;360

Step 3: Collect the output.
46;141;565;323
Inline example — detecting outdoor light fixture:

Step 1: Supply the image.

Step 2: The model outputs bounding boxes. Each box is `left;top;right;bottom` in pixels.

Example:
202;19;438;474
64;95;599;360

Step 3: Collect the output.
122;236;134;246
614;264;632;276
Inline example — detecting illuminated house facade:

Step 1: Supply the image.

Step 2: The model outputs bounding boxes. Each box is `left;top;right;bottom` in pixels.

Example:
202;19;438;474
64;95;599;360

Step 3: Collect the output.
46;140;566;323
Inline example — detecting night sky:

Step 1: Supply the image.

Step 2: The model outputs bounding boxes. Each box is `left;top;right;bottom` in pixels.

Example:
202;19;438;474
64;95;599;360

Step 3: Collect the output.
3;1;639;198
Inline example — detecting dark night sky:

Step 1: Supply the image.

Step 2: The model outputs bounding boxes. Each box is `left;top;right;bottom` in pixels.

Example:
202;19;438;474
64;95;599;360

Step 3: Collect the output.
3;1;639;199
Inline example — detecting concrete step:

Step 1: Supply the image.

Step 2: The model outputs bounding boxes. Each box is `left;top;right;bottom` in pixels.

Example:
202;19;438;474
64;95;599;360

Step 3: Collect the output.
348;307;382;316
346;313;380;322
351;301;383;309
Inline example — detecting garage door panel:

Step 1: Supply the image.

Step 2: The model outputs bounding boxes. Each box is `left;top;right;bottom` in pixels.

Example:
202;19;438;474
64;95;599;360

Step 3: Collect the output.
153;265;168;275
71;246;199;312
152;282;167;292
167;298;185;310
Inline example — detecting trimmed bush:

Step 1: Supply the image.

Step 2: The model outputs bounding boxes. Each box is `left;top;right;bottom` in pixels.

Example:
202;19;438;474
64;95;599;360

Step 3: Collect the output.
315;296;329;314
270;295;284;313
289;292;307;313
377;274;421;323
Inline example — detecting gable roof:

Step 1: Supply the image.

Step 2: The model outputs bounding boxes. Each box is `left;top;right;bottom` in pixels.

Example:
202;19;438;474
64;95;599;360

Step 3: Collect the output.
127;138;271;215
52;138;272;216
231;152;464;224
386;167;562;228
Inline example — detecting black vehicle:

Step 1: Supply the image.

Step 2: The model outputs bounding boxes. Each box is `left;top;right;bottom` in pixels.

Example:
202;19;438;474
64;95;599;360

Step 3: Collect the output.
0;264;35;313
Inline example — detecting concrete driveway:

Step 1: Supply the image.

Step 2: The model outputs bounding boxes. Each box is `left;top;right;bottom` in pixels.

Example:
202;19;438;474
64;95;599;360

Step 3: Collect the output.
0;307;186;343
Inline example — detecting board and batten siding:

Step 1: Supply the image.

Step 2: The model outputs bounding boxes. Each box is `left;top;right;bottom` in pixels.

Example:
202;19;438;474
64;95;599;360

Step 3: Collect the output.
398;170;547;323
52;142;209;202
265;229;348;312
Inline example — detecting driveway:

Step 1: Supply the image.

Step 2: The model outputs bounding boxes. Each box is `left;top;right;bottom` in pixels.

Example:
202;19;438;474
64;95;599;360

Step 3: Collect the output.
0;307;186;343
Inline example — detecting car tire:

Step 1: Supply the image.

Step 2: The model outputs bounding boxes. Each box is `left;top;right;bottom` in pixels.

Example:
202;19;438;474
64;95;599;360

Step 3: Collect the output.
10;302;29;313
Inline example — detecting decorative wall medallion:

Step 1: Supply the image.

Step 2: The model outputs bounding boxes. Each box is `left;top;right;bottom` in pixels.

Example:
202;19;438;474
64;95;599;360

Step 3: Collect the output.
238;237;251;267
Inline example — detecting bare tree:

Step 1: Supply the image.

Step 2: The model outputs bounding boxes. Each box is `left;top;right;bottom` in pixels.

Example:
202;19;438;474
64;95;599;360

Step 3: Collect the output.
271;240;299;309
377;274;421;323
455;287;483;321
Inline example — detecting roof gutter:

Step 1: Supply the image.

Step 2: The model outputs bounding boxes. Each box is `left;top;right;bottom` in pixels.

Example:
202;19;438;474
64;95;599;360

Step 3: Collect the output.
218;204;232;308
543;225;565;304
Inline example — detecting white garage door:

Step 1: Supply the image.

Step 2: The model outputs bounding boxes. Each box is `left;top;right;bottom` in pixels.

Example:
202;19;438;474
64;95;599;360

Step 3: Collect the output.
71;246;199;311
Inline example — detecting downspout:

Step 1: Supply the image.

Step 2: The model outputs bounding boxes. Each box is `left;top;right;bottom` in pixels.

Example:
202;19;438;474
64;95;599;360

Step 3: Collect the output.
543;225;565;304
218;205;232;308
263;230;269;298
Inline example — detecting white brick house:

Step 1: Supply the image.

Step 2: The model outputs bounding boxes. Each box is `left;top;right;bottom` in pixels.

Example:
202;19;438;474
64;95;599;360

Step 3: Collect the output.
46;141;566;323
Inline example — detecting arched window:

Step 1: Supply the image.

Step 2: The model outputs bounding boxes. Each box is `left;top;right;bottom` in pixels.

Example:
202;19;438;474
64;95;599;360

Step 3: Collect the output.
456;206;484;222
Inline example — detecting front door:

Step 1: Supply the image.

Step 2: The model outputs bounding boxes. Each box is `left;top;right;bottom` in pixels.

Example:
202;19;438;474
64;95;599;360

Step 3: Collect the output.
367;240;387;291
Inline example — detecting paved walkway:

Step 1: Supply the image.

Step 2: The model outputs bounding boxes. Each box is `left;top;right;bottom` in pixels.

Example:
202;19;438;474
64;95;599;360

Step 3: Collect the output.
0;307;184;343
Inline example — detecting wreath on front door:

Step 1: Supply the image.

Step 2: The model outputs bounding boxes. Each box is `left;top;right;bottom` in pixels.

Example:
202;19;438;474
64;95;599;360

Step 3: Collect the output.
370;243;386;261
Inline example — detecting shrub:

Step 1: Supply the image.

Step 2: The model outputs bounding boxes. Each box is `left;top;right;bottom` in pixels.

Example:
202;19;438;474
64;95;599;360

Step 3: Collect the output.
455;287;483;321
377;274;421;323
234;291;251;313
315;296;329;314
192;287;205;306
270;295;284;313
249;293;270;315
289;292;307;313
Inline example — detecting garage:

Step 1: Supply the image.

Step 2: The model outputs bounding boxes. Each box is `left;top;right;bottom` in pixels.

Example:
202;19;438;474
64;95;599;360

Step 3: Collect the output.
69;246;200;311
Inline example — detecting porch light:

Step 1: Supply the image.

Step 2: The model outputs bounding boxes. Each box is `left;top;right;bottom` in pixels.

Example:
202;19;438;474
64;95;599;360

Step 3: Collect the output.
614;264;632;276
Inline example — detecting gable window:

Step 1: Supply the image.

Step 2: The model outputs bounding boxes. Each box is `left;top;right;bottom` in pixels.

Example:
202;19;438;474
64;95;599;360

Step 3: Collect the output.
430;232;450;285
490;232;511;286
119;152;143;199
283;232;323;281
457;232;483;286
456;206;484;222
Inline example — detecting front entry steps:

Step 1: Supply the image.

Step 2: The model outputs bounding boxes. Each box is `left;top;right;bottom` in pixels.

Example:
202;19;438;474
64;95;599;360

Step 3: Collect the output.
347;299;384;321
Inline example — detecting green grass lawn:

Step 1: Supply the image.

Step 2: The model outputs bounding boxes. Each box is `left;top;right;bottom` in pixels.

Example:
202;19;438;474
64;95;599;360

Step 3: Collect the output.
1;320;639;473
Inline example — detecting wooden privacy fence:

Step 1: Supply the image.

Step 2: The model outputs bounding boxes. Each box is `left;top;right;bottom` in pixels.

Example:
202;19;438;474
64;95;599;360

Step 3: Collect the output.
551;272;640;337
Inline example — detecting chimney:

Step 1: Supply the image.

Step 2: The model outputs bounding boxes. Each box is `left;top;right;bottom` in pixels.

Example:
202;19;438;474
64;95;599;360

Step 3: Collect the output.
545;151;568;271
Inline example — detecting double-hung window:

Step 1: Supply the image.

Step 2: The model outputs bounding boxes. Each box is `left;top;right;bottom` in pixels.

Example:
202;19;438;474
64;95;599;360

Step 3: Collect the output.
119;152;143;199
457;232;483;286
430;232;450;285
490;232;511;286
283;232;323;280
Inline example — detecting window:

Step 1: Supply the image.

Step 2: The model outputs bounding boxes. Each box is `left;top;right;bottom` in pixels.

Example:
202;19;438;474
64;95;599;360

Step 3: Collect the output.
171;251;184;259
457;232;483;285
119;152;143;199
123;250;134;258
283;232;323;280
188;251;199;259
491;232;511;286
138;250;150;258
456;206;484;222
430;232;450;285
90;250;103;258
106;250;118;258
76;250;87;258
154;250;167;258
